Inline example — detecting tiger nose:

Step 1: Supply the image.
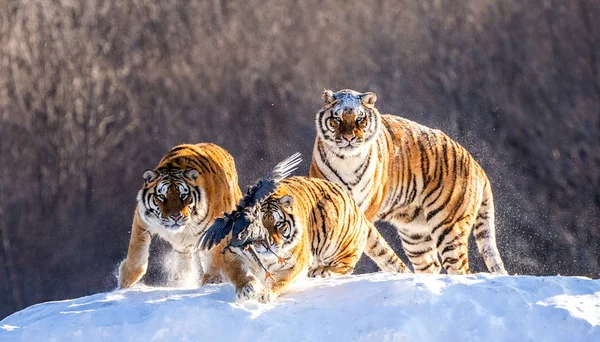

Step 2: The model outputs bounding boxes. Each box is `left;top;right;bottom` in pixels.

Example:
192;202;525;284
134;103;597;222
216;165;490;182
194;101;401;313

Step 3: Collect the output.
169;213;182;220
342;134;354;142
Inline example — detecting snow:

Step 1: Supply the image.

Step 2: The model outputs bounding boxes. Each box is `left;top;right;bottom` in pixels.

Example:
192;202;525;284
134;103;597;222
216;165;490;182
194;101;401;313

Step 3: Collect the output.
2;273;600;341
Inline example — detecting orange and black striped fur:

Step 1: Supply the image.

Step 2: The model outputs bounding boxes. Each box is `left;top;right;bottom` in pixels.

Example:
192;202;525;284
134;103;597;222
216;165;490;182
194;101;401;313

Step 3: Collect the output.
310;89;507;275
234;176;409;303
118;143;249;288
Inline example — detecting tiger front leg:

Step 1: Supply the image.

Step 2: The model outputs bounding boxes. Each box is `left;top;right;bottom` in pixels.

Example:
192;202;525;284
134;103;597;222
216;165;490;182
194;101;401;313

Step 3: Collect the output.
200;272;223;285
308;265;354;278
164;249;200;287
436;221;472;275
401;237;442;274
236;273;265;301
309;250;359;278
118;213;152;288
255;260;308;303
199;247;225;285
237;262;303;303
119;258;148;289
216;247;264;301
255;268;300;303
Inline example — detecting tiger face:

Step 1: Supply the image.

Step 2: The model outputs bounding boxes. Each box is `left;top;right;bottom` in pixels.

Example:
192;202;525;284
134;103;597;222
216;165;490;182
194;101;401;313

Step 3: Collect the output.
316;89;380;151
136;168;203;233
255;195;300;255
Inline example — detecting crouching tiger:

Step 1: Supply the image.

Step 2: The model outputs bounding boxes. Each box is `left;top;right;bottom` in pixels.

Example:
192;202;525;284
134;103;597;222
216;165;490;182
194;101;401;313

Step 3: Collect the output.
199;154;410;303
118;143;247;288
310;89;507;275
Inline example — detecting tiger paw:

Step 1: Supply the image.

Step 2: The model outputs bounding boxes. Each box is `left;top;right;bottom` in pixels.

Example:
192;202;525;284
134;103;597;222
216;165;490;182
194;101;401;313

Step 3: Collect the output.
236;279;263;302
256;291;277;304
201;273;223;285
308;266;350;278
308;267;334;278
118;260;146;289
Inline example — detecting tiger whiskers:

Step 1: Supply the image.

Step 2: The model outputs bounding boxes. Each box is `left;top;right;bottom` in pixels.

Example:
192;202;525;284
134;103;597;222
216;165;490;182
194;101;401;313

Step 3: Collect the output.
259;240;289;265
246;244;276;282
221;244;276;283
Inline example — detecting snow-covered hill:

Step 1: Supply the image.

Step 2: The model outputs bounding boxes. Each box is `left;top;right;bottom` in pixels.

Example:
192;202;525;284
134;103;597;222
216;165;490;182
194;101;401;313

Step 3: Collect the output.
1;273;599;341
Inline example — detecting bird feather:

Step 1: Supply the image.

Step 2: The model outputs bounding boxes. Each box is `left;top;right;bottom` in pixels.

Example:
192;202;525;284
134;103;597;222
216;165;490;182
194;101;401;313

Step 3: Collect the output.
196;152;302;251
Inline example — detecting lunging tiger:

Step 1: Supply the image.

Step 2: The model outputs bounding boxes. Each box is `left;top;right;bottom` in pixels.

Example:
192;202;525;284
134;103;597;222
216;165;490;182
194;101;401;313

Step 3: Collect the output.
310;89;507;275
118;143;247;288
224;174;410;303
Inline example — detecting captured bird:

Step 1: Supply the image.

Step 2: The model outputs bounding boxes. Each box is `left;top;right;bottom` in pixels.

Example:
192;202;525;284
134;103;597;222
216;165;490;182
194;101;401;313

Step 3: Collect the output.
197;153;302;279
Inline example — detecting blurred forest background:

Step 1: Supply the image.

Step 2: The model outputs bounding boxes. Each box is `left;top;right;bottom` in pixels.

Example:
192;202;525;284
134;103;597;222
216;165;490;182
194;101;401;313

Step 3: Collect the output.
1;0;599;319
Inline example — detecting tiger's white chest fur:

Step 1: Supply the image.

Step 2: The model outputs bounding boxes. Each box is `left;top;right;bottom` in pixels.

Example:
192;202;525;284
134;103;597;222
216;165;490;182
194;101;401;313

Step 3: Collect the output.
154;227;200;252
315;142;378;211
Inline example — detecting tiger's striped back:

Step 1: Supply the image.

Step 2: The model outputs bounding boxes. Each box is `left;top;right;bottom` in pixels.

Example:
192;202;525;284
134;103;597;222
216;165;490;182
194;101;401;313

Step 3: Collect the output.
236;176;409;299
279;176;407;275
232;176;409;302
310;89;507;275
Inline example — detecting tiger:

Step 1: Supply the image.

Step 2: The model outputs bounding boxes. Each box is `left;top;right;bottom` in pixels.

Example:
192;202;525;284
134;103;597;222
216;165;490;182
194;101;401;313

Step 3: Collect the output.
310;89;507;275
118;143;248;288
232;176;410;303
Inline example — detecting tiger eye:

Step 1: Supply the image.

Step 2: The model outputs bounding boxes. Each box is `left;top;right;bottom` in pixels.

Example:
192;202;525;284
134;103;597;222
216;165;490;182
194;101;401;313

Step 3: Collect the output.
328;116;340;128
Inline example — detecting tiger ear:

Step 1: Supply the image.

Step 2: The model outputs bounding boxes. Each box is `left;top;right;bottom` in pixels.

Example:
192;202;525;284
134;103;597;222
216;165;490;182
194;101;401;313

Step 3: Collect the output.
143;169;159;183
278;195;294;208
360;92;377;108
184;169;199;181
322;89;335;104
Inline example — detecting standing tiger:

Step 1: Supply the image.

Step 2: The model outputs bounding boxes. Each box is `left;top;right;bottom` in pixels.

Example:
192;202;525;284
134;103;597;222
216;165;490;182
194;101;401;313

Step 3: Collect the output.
310;89;507;275
118;143;247;288
229;175;410;303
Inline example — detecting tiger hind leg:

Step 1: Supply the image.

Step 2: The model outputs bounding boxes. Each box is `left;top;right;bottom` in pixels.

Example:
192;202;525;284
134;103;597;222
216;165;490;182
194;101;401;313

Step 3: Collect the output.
473;186;507;274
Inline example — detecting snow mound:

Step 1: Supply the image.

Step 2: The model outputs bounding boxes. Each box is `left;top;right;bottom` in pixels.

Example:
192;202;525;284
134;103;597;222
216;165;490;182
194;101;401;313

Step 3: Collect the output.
2;273;600;341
